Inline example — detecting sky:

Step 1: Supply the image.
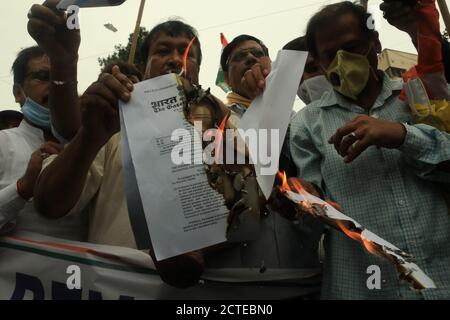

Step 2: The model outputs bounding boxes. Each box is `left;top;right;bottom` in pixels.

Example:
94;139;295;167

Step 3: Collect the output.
1;0;449;112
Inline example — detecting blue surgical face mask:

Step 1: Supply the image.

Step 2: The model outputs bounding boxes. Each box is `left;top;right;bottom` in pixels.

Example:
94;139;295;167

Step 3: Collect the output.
21;97;51;129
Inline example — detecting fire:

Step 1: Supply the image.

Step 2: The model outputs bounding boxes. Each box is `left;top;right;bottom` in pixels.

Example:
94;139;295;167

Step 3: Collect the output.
277;171;291;193
336;220;361;242
220;32;229;48
289;177;310;199
361;235;379;255
278;171;312;206
215;113;229;163
183;37;196;79
336;220;379;255
277;171;379;257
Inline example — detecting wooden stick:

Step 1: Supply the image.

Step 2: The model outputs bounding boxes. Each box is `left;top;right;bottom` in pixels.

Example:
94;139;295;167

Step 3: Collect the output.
360;0;368;11
437;0;450;33
128;0;146;65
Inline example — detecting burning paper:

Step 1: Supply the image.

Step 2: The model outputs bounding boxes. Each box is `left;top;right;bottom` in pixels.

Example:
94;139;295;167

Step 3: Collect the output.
280;173;436;290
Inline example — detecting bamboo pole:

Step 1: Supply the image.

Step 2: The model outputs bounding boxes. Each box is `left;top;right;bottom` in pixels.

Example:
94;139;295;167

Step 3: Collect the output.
128;0;146;65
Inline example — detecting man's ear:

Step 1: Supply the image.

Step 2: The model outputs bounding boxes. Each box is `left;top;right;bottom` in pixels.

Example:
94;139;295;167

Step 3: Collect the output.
13;84;26;105
373;31;382;54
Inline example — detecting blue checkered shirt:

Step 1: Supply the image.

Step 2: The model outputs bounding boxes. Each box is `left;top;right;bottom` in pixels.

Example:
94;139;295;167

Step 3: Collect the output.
290;74;450;299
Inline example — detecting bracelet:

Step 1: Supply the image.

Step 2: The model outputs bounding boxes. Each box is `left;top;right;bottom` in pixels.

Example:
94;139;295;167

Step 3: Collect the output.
52;79;78;86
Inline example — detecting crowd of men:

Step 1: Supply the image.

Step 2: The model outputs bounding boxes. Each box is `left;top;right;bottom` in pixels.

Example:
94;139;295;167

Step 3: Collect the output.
1;0;450;300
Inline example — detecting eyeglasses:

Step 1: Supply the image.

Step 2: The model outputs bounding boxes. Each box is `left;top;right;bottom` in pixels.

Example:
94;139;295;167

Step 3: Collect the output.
227;48;267;66
26;70;50;82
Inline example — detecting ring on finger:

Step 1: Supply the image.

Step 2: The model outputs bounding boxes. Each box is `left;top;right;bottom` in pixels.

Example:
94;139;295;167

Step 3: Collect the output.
344;132;359;140
40;152;50;160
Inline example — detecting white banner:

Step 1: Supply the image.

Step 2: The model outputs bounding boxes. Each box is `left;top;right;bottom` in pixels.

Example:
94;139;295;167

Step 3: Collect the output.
0;231;316;300
0;231;184;300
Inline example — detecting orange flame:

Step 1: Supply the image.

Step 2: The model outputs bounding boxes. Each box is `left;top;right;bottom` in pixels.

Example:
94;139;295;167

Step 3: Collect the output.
282;174;380;257
335;220;378;255
215;113;229;163
183;37;196;79
277;171;291;193
278;171;314;208
336;220;361;242
361;235;379;255
289;177;310;199
220;33;229;48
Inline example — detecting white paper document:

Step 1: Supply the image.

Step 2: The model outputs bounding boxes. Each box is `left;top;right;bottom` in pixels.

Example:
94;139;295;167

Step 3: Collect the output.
120;74;228;261
285;189;407;251
237;50;308;200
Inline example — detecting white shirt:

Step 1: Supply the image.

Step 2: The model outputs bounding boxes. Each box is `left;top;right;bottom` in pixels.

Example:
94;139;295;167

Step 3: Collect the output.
0;120;87;240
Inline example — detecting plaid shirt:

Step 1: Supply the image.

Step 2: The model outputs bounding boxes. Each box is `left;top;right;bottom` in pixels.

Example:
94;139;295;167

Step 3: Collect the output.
290;74;450;299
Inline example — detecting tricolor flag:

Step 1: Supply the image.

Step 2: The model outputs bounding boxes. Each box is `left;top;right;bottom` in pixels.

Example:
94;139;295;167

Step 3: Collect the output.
215;33;231;93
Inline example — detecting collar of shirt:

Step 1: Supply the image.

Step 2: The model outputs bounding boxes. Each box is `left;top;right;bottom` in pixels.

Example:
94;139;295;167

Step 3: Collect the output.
316;72;403;114
17;119;45;141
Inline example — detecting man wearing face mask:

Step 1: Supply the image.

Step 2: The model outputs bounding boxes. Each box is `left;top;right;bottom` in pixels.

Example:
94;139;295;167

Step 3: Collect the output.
289;1;450;299
0;46;85;240
283;36;333;105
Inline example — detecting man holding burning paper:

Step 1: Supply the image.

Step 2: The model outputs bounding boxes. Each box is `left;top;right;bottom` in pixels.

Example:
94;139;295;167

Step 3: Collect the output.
31;2;322;298
287;1;450;299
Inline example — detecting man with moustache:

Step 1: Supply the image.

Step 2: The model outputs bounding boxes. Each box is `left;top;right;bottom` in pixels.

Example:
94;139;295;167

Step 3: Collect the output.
0;46;83;240
32;9;206;287
209;34;324;299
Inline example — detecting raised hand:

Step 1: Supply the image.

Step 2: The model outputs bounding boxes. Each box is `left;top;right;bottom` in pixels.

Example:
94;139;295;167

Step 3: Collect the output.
28;0;80;64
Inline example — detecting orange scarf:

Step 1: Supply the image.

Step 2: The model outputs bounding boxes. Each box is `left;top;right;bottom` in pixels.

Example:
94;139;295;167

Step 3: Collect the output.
225;92;252;108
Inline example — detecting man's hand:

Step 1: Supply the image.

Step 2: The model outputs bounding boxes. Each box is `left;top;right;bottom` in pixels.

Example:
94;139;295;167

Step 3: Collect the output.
80;66;134;148
17;142;64;200
240;56;271;100
154;250;205;288
27;0;80;64
329;115;407;163
380;0;419;46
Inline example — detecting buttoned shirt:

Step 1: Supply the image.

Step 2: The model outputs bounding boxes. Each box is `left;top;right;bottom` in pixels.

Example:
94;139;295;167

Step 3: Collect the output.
41;112;322;298
290;74;450;299
0;120;87;240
